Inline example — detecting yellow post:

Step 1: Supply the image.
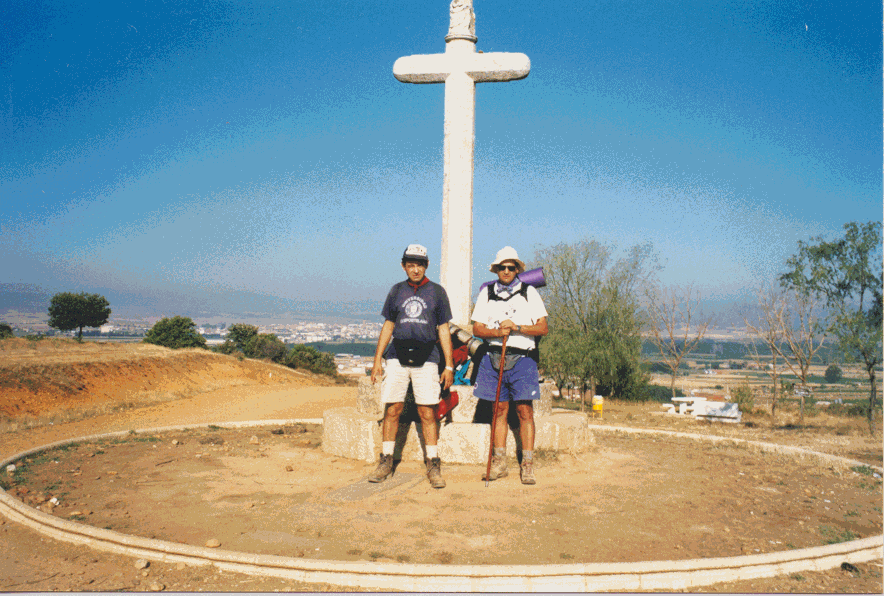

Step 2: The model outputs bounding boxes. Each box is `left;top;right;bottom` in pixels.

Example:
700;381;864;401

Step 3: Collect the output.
591;395;604;419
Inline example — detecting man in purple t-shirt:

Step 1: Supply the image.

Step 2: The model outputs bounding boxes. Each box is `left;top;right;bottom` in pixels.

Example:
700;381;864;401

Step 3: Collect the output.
370;244;454;488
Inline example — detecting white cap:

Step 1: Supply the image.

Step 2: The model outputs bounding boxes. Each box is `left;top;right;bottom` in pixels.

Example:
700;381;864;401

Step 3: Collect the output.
489;246;526;272
402;244;429;264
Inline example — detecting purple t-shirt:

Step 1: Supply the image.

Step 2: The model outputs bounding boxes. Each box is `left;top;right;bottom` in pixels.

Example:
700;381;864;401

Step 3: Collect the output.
381;279;453;364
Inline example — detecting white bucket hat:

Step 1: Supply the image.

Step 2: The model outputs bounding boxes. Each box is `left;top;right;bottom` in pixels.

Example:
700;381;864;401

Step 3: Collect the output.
489;246;526;272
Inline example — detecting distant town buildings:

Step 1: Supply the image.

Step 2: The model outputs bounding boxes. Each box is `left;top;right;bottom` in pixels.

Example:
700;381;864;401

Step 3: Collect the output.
5;317;384;345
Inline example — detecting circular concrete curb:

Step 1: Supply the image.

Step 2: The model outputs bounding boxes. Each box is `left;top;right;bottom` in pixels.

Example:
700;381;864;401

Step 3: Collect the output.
1;420;881;592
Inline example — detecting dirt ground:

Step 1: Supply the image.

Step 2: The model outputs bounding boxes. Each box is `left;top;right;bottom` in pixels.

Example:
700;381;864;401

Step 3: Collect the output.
0;339;882;592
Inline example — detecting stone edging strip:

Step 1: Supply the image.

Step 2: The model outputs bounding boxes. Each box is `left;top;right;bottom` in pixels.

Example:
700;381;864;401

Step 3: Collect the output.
1;420;881;592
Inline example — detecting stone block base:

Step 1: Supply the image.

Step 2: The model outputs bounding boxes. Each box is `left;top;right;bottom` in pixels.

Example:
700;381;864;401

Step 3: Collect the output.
322;407;593;464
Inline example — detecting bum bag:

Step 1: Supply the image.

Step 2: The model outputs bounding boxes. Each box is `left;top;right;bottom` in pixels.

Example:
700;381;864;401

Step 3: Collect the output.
392;338;436;367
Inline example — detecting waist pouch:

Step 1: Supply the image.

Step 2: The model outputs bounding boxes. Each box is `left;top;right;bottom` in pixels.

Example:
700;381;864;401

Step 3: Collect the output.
489;351;522;372
487;345;537;371
393;339;436;367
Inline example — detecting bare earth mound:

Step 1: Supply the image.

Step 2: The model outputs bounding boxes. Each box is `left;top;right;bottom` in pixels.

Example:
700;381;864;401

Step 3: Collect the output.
0;338;329;419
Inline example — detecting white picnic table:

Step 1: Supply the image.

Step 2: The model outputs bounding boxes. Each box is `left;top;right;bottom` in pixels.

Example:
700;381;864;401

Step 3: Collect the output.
671;396;707;415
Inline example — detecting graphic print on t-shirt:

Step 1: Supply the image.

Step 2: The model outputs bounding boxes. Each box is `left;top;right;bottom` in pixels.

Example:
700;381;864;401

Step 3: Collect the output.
401;296;428;324
497;303;518;322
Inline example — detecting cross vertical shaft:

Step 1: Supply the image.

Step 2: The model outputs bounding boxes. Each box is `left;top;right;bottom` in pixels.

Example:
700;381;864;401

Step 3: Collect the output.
441;39;476;328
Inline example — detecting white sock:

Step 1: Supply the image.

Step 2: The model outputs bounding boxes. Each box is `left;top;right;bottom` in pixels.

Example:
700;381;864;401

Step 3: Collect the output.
425;445;438;459
382;441;395;456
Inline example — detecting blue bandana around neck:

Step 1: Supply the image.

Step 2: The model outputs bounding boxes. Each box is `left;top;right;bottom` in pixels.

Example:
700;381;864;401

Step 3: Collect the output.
494;278;522;299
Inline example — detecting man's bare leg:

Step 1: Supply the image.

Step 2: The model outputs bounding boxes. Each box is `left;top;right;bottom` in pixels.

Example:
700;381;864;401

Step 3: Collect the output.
491;400;510;448
515;401;535;451
416;404;439;446
381;402;404;441
417;404;445;488
516;401;536;484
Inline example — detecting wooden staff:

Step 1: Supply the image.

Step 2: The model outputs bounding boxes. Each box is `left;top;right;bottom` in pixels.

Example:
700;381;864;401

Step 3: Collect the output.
485;334;508;487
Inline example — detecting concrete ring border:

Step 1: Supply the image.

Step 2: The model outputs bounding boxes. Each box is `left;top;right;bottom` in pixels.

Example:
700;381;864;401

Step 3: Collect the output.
0;419;880;592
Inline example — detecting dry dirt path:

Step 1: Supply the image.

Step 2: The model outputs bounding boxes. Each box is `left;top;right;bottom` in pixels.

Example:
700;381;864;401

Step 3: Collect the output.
1;382;882;593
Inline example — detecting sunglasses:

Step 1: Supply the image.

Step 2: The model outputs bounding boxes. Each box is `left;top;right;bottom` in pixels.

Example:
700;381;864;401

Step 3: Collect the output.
498;265;519;272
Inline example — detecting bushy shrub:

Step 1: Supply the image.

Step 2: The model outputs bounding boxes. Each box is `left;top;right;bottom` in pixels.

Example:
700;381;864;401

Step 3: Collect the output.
731;382;754;408
634;384;684;402
227;323;258;353
824;364;843;384
143;316;207;349
214;339;242;356
286;344;337;376
595;361;650;401
828;402;870;417
0;323;13;339
246;333;287;363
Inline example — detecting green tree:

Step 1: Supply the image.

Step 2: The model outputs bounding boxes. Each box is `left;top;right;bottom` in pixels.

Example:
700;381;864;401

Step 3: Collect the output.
534;240;656;407
824;364;843;384
47;292;111;341
540;326;581;401
227;323;259;354
780;221;882;434
0;323;13;339
246;333;288;363
286;344;337;375
143;316;207;349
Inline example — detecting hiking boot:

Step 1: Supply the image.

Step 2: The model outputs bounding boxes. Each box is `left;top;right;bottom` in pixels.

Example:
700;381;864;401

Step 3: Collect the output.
520;460;536;485
368;453;394;483
482;455;508;481
426;457;446;489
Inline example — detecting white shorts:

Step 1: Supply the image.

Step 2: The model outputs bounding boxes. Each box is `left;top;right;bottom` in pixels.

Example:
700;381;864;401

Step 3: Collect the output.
380;359;441;406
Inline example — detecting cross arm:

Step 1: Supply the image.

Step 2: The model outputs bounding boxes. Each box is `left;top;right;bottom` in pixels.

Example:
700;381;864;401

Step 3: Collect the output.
393;52;530;84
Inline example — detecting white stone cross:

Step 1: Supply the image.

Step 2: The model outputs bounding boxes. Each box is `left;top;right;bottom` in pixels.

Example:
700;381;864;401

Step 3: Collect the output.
393;0;530;326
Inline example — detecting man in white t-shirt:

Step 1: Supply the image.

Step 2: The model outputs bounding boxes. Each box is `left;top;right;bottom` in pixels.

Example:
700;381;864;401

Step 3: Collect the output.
470;246;548;484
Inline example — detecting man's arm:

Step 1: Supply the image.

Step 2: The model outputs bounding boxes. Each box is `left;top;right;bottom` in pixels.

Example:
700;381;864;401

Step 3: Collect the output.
473;321;508;339
474;317;548;338
371;320;395;384
516;317;548;337
437;322;454;390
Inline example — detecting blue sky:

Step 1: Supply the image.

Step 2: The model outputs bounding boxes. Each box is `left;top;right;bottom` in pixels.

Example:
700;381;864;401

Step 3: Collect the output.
2;0;881;322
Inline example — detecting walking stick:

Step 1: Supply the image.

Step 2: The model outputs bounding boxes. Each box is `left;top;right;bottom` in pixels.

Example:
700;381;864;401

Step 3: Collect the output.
485;334;508;487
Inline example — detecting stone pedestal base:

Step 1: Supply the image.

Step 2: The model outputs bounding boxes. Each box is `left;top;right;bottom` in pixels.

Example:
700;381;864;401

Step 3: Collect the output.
325;377;589;463
322;407;592;464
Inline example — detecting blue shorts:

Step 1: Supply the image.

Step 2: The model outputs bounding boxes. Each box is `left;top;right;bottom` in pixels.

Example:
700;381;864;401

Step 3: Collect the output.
474;354;541;402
